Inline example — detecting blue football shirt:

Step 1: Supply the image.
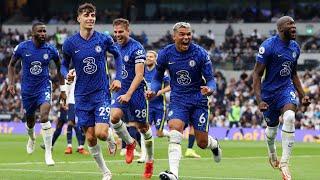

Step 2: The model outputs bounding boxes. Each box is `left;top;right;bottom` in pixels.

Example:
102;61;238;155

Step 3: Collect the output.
151;43;215;102
256;35;300;99
13;40;59;95
145;67;170;108
116;38;146;90
62;31;121;97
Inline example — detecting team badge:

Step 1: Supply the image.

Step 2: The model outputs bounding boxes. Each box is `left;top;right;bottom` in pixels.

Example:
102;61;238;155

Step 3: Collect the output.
124;55;129;62
95;45;102;53
43;53;49;60
168;110;173;117
292;51;296;59
258;47;265;54
189;60;196;67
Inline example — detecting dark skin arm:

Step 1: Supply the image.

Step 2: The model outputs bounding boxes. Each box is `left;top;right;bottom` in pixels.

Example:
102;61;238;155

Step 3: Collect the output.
53;58;67;106
7;56;20;95
252;62;269;111
292;71;310;106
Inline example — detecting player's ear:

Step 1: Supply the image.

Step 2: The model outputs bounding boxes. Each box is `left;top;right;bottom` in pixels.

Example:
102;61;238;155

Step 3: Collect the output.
77;16;81;23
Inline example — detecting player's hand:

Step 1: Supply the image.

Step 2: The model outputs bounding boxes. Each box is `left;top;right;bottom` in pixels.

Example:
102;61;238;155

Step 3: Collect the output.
7;84;15;95
110;80;121;92
67;69;76;84
61;102;68;110
145;90;156;100
59;91;67;107
258;101;269;112
117;93;131;104
301;95;311;106
200;86;213;96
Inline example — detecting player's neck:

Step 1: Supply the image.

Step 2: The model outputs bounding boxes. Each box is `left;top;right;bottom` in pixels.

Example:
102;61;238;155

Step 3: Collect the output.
279;34;290;44
146;64;155;70
79;28;94;40
32;39;43;48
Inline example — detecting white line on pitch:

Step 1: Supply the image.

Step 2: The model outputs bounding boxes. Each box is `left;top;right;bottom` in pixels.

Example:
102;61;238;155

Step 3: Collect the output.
0;168;272;180
0;155;319;166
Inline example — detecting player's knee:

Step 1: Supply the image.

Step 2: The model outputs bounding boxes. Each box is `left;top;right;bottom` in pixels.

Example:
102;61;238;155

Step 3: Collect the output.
282;110;295;133
197;139;208;149
86;133;97;144
156;131;163;137
265;126;278;139
169;130;183;144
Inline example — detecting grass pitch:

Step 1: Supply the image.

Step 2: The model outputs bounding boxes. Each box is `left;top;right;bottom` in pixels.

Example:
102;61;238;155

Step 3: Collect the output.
0;134;319;180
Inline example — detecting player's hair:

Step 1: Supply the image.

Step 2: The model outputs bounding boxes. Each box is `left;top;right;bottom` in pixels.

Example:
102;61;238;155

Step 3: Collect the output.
113;18;130;30
32;22;45;31
172;22;191;33
77;2;96;15
147;50;158;58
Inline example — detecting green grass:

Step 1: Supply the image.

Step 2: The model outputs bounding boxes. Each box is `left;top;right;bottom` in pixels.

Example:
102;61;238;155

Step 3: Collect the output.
0;134;319;180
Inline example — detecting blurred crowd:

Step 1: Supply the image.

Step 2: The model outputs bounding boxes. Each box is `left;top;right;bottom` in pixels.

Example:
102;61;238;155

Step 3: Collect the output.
0;26;319;130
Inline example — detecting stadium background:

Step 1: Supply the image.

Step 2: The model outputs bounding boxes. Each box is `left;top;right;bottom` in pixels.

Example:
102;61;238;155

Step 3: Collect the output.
0;0;319;179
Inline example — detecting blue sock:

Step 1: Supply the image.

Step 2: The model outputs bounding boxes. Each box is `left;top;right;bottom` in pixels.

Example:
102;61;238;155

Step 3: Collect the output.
127;126;138;144
67;125;73;145
188;134;196;149
122;139;126;149
136;130;141;147
52;126;62;146
74;126;85;146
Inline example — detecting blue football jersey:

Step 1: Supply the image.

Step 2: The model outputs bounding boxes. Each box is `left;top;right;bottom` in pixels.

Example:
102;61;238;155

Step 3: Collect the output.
256;35;300;99
145;67;170;108
13;40;59;95
151;43;215;102
116;38;146;90
62;31;118;97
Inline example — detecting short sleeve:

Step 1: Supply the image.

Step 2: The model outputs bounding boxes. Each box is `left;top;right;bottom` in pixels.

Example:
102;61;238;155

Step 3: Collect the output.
62;39;72;57
256;39;272;64
133;48;146;64
12;44;23;59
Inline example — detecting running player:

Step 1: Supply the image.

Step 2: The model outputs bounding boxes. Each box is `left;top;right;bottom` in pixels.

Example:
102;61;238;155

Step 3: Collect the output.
146;22;222;180
7;22;65;166
61;3;121;180
253;16;310;180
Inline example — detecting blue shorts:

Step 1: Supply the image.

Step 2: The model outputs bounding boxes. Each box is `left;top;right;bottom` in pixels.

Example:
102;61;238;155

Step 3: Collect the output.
111;88;147;124
68;104;75;121
59;108;68;123
149;106;166;130
262;87;298;127
75;91;111;128
22;87;51;116
167;98;209;132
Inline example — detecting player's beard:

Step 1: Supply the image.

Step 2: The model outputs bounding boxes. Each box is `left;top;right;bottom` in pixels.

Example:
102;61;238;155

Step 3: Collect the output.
284;30;295;40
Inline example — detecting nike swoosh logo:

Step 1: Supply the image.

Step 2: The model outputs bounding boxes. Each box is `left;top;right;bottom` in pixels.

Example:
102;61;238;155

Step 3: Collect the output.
168;62;175;65
277;54;282;57
26;54;31;56
75;50;80;53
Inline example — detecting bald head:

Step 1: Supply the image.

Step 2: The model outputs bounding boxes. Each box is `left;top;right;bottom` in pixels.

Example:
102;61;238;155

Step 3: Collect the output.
276;16;296;41
276;16;294;31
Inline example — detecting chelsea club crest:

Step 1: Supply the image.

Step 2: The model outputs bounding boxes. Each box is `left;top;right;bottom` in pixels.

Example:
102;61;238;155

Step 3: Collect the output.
124;55;129;62
43;53;49;60
95;45;102;53
292;51;297;59
189;60;196;67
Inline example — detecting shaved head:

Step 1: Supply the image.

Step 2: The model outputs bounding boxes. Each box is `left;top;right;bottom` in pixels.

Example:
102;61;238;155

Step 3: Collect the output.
276;16;294;31
276;16;296;41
